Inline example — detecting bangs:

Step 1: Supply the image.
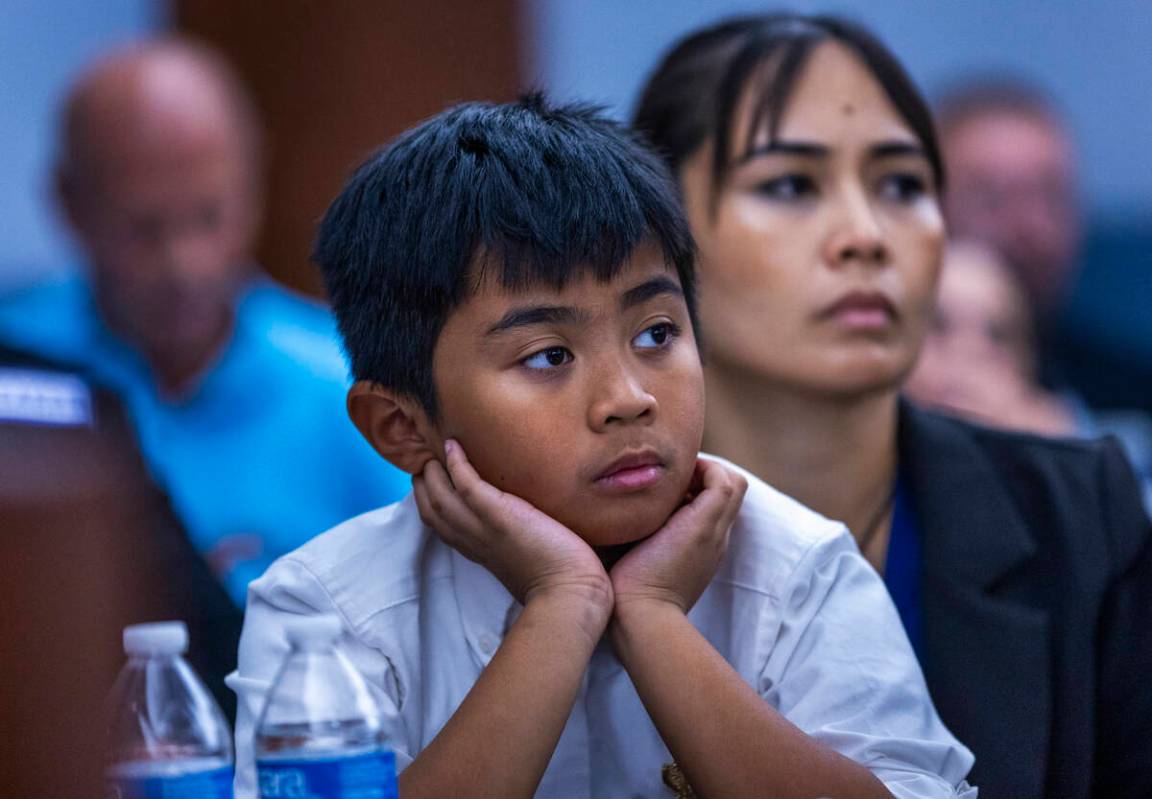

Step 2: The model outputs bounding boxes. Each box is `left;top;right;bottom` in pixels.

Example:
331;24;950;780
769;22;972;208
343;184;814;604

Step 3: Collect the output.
711;25;825;195
393;95;694;304
464;177;693;298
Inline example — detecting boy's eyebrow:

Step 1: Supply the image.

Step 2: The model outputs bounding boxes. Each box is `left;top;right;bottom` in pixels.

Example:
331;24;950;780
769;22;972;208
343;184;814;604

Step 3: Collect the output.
485;276;683;336
486;305;588;336
620;275;684;310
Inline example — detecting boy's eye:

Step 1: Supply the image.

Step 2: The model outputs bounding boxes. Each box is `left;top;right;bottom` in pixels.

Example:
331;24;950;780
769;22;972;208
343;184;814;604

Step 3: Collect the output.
877;172;928;203
522;346;573;370
633;322;680;350
754;174;817;202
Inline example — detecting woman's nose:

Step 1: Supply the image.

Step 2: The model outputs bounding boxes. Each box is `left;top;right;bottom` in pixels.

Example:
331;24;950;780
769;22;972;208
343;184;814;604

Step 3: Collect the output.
826;190;888;267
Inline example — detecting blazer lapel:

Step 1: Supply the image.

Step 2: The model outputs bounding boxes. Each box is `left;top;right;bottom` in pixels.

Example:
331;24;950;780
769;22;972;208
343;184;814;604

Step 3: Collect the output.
899;401;1050;798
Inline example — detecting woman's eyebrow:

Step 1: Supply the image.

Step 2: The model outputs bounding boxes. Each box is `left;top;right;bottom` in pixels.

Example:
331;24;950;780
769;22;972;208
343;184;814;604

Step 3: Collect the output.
738;140;828;163
737;139;928;165
870;141;928;160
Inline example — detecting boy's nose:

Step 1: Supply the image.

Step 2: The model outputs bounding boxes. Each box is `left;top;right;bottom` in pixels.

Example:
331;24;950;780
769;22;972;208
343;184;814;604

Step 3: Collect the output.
588;366;657;432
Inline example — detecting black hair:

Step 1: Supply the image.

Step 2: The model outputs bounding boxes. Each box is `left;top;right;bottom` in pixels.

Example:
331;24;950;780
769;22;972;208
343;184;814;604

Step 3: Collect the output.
632;14;944;205
314;94;696;419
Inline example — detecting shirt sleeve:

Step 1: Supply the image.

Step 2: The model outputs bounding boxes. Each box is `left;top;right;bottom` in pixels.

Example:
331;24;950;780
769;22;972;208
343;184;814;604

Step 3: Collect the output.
227;557;413;799
760;530;978;798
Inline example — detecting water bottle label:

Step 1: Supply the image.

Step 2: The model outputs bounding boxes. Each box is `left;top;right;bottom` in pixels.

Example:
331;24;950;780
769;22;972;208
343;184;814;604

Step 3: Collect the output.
106;765;233;798
257;751;397;799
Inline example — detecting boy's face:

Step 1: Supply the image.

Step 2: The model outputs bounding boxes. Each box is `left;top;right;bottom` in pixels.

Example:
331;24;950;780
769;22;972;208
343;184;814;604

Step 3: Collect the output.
431;246;705;547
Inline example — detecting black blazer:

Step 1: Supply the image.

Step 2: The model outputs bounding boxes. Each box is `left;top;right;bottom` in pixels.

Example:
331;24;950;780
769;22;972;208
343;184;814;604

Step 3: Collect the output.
899;402;1152;798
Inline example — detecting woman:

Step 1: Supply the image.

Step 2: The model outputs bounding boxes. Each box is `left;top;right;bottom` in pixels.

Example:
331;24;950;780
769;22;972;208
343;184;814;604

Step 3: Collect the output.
633;15;1152;799
906;239;1078;435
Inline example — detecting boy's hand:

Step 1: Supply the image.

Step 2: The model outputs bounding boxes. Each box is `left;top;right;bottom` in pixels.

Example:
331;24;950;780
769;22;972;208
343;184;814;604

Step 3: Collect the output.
413;439;614;628
610;458;746;617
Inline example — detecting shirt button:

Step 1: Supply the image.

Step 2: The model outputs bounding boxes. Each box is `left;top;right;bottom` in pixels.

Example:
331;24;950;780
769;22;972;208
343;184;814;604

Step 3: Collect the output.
479;633;497;655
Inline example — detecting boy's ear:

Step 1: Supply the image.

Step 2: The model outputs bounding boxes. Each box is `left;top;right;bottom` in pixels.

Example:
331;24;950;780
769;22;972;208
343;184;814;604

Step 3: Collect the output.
347;381;439;475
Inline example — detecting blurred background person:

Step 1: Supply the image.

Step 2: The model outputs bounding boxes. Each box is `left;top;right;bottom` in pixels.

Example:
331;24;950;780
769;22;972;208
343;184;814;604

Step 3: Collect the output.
0;38;410;604
934;78;1152;494
633;13;1152;798
938;81;1079;320
907;240;1152;507
937;77;1152;414
906;240;1078;435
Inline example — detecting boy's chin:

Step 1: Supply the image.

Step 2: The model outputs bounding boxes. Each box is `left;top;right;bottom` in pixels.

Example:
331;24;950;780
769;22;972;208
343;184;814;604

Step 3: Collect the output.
565;503;676;548
552;469;696;548
578;525;657;549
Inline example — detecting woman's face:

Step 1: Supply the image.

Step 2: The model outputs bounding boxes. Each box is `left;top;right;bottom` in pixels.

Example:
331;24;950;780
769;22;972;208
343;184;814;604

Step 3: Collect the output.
680;42;944;397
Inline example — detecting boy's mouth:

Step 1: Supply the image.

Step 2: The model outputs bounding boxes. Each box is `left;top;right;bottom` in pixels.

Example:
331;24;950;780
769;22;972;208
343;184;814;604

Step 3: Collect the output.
593;449;667;493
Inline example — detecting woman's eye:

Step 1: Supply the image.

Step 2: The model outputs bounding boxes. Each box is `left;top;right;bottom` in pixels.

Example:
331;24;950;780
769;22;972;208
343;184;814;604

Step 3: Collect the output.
633;322;680;350
754;174;817;202
878;173;928;203
522;346;573;370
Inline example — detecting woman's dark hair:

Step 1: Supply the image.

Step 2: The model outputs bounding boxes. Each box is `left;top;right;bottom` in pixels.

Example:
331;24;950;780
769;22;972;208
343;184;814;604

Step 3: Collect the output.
314;94;695;420
632;14;944;202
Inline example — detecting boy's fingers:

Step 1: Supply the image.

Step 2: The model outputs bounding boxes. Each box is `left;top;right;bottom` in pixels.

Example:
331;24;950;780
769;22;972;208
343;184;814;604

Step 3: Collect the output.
443;439;506;516
702;460;747;524
422;459;484;537
675;461;746;534
412;475;441;529
414;472;455;533
712;472;747;538
700;459;747;503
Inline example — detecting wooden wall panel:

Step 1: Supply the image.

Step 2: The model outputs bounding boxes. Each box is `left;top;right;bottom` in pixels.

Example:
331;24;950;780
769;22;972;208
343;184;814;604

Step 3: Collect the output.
175;0;524;296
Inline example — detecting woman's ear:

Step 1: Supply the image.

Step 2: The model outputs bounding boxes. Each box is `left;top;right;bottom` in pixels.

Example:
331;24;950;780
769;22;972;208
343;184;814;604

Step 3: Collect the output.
347;381;439;475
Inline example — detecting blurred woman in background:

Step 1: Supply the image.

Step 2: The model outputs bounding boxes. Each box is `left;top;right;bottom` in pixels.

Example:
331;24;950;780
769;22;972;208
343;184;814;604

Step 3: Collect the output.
633;14;1152;799
908;239;1152;509
906;239;1077;435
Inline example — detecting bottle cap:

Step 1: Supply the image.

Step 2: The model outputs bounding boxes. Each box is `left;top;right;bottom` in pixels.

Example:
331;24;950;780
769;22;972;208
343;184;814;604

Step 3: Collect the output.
123;621;189;656
285;615;343;651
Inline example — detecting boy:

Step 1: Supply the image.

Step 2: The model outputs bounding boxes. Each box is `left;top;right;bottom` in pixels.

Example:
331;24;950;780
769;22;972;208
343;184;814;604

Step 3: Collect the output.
230;96;976;798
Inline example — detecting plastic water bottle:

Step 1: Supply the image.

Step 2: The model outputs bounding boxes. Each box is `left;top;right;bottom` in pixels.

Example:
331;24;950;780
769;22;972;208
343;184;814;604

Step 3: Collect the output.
106;620;234;798
255;615;397;799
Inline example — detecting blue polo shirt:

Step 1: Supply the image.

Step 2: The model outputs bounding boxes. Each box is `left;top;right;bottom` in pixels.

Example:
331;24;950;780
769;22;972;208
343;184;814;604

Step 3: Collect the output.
0;272;410;604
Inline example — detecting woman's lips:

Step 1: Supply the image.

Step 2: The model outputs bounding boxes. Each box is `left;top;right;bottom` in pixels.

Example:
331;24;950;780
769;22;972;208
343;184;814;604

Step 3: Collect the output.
818;291;897;330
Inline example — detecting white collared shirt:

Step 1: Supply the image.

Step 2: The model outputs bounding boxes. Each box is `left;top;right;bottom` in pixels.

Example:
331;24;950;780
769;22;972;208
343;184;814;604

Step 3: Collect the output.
229;460;977;798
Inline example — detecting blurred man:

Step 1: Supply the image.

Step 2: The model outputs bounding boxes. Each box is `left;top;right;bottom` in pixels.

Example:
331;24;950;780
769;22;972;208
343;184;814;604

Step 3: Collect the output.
938;78;1152;417
937;80;1081;316
0;38;409;603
